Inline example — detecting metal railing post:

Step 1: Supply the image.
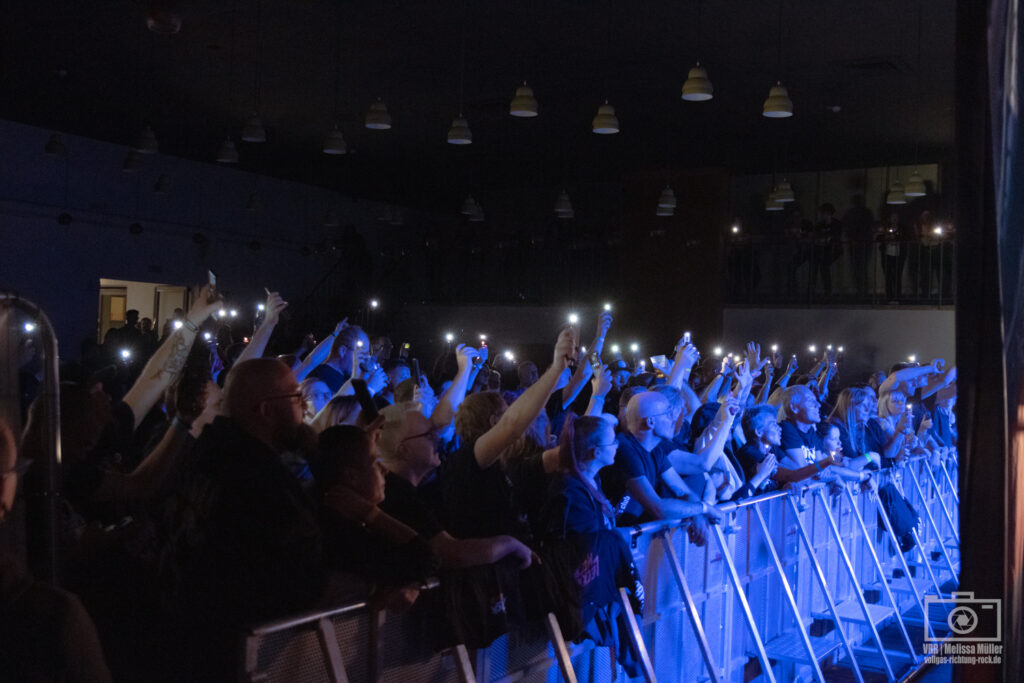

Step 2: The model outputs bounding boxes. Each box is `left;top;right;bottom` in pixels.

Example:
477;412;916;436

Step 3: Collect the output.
316;617;351;683
618;587;657;683
785;495;866;683
902;465;959;582
812;489;897;680
750;505;826;682
710;521;778;683
919;460;960;545
544;612;578;683
659;529;723;683
841;484;920;664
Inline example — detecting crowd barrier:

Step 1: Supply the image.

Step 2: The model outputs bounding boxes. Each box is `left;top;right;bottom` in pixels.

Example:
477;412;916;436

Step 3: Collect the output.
243;455;960;682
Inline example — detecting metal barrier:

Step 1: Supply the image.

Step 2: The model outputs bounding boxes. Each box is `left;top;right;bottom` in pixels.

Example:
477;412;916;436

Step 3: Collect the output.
243;456;960;682
0;293;62;584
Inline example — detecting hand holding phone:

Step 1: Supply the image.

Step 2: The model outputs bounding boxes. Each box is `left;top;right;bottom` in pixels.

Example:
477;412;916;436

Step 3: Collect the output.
411;358;421;386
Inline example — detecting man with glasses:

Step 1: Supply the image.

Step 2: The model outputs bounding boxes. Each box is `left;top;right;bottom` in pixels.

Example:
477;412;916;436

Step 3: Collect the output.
376;403;535;569
163;358;323;680
603;392;720;527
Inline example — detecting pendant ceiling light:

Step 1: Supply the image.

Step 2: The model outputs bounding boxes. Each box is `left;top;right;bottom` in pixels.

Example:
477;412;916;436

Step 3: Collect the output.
509;83;539;117
554;190;574;218
763;82;793;118
216;138;239;163
460;195;478;215
122;150;143;172
153;174;171;194
765;197;785;211
322;125;347;155
657;186;677;209
681;63;713;101
44;133;67;157
655;205;675;217
447;116;473;145
468;202;485;222
774;179;795;202
904;170;926;196
592;101;620;134
241;114;267;142
886;180;907;205
135;125;159;154
365;100;392;129
146;1;182;34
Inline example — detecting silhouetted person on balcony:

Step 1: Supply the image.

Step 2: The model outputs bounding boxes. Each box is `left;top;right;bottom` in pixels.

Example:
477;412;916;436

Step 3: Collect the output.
811;203;842;299
879;211;909;303
842;194;875;298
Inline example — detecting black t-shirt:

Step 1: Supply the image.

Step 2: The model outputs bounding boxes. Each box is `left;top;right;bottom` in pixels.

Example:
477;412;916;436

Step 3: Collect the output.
441;444;528;540
308;364;347;394
601;432;673;525
733;442;780;498
779;420;820;463
380;472;445;540
504;451;550;541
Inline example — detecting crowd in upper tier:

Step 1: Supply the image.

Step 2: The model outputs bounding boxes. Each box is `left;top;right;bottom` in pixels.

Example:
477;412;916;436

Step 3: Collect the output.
1;284;957;681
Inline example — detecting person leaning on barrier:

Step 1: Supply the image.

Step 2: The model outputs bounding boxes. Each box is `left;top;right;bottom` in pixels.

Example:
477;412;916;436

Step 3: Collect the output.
601;391;723;533
312;425;439;605
376;402;535;569
537;414;644;678
777;384;842;476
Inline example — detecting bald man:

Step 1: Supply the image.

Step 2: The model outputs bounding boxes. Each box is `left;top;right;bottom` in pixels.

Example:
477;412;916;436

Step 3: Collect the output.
602;392;718;526
165;358;322;680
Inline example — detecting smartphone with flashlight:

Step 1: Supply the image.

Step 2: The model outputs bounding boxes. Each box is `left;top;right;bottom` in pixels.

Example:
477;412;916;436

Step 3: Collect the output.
208;270;217;287
411;358;421;387
683;331;691;345
650;354;668;369
399;342;411;359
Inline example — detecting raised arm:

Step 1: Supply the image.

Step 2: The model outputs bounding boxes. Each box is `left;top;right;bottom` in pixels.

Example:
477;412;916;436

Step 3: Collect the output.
585;364;613;416
473;329;575;469
122;284;220;429
431;345;479;429
879;359;942;395
293;318;347;381
236;290;288;364
667;339;700;390
920;365;955;399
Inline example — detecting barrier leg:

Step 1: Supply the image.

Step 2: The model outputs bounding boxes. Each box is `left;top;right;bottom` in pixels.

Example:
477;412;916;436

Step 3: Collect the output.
902;467;959;583
453;644;477;683
316;618;351;683
842;485;920;664
710;522;777;683
813;489;897;680
785;494;865;683
751;506;828;682
618;587;657;683
544;613;578;683
660;530;723;683
920;461;960;546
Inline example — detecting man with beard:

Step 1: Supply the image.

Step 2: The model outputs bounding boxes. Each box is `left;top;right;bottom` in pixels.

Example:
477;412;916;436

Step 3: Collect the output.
162;358;323;681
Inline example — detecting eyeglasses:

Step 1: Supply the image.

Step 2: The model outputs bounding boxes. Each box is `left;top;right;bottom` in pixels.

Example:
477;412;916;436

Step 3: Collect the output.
644;410;672;420
401;428;439;447
595;441;618;448
259;392;304;405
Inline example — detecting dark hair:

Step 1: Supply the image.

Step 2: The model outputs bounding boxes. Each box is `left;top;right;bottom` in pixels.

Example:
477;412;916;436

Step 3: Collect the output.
558;415;614;518
311;425;372;491
741;405;778;443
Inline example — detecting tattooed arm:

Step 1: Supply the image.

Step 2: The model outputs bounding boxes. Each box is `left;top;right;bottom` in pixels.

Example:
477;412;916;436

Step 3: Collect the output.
122;284;221;429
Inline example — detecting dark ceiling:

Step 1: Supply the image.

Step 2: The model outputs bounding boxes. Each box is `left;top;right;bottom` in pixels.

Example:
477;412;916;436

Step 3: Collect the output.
0;0;956;212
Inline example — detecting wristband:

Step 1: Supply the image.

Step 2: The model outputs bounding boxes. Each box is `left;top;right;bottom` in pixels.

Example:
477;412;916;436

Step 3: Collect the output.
813;461;822;472
171;415;192;432
182;319;199;333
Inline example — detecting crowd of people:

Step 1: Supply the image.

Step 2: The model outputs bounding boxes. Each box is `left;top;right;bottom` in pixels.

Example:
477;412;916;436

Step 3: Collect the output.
1;284;958;681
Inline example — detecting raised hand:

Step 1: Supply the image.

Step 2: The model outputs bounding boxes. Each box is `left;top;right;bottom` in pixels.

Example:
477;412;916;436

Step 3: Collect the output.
187;284;222;324
552;328;577;371
676;342;700;369
333;318;349;337
595;311;613;339
735;359;753;389
592;364;613;398
455;344;480;373
745;342;767;372
366;365;388;395
262;290;288;324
